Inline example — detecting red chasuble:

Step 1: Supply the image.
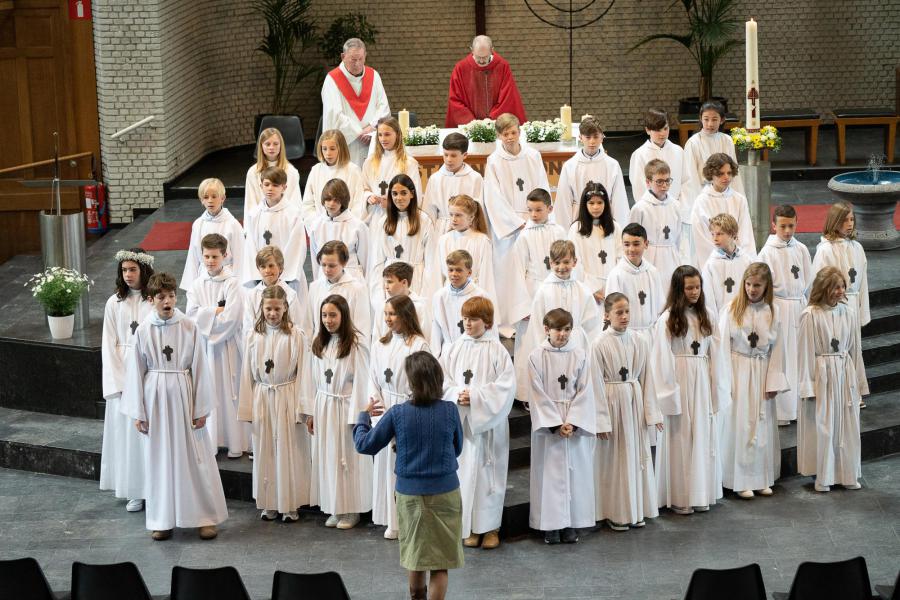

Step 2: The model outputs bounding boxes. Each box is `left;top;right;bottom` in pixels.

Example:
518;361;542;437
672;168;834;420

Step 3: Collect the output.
445;52;527;127
328;66;375;121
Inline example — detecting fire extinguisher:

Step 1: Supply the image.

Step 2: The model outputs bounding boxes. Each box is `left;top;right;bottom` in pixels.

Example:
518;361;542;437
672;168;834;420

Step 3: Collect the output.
84;181;108;234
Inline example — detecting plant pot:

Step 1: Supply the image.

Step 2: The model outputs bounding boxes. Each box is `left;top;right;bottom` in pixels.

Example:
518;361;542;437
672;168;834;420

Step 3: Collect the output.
746;149;761;166
47;314;75;339
678;96;729;116
466;141;497;156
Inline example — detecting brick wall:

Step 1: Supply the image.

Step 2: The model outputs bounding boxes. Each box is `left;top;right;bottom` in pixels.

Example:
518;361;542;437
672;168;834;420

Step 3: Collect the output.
93;0;899;223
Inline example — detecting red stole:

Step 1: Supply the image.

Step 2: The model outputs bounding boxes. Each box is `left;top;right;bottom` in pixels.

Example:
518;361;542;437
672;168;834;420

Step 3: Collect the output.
328;66;375;122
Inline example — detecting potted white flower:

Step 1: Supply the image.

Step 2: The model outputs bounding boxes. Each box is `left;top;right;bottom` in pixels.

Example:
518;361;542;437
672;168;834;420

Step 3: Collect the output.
26;266;93;339
404;125;441;156
522;118;565;148
459;119;498;155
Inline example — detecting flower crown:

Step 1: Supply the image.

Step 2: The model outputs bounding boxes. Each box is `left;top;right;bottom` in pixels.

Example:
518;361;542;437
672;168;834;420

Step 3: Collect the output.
115;250;155;267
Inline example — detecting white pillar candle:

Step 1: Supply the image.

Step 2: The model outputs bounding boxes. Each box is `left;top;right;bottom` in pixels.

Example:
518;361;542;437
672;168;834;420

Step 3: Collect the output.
745;18;760;130
398;109;410;136
560;105;572;140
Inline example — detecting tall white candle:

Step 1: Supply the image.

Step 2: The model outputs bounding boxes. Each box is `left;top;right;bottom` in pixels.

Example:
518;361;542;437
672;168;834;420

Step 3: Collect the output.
560;105;573;140
745;18;760;130
398;109;410;137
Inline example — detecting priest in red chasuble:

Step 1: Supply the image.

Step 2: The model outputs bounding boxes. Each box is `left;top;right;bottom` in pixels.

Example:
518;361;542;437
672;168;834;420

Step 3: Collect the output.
445;35;527;127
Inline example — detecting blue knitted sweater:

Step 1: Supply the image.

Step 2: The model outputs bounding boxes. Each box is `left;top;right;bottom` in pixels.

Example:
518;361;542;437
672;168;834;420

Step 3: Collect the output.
353;400;463;495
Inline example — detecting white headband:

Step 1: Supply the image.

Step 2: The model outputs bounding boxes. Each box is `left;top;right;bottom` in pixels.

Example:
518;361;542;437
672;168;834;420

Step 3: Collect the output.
115;250;155;267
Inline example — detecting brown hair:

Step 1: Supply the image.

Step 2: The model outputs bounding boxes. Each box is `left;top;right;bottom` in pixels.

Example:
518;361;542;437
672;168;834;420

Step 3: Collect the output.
643;108;669;131
772;204;797;220
549;239;576;262
368;116;408;176
603;291;629;330
379;294;424;344
808;266;847;308
200;233;228;254
115;247;154;300
579;115;603;137
406;351;444;406
382;262;414;286
317;240;350;265
385;174;423;237
254;285;292;334
260;166;287;186
461;296;494;329
644;159;671;180
255;128;289;172
256;245;284;269
446;249;473;270
542;308;573;329
442;132;469;153
664;265;712;338
312;294;359;359
729;262;774;326
316;129;351;167
449;194;488;234
147;272;177;297
527;188;552;206
321;178;350;213
494;113;519;132
709;213;739;237
702;153;739;181
822;201;856;241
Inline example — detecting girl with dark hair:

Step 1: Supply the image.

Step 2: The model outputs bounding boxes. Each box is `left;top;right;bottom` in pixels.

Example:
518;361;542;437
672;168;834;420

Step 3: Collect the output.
567;181;622;304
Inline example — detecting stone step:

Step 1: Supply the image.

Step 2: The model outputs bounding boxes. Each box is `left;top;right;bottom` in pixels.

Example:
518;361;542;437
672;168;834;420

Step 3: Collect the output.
867;360;900;396
869;285;900;309
863;331;900;367
863;304;900;338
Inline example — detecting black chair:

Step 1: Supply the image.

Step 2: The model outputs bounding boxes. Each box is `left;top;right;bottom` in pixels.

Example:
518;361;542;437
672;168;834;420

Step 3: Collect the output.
683;563;766;600
0;557;56;600
391;111;419;127
875;569;900;600
258;115;305;160
71;561;151;600
170;566;251;600
778;556;872;600
271;570;351;600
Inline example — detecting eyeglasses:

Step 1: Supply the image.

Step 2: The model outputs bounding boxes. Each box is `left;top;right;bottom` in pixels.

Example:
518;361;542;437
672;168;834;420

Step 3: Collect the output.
652;178;673;186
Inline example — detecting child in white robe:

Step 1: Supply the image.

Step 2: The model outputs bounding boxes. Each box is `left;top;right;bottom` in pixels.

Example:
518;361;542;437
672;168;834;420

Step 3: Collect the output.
567;182;622;304
701;214;754;318
244;127;301;215
362;116;422;224
440;297;516;550
691;153;756;269
372;262;431;344
301;129;367;222
186;234;248;458
604;223;665;341
812;202;870;328
309;240;371;344
718;263;788;498
797;267;869;492
307;177;369;281
431;250;497;358
629;108;692;213
181;178;244;290
122;273;228;540
555;116;629;229
100;248;154;512
368;173;440;307
628;159;683;290
650;265;728;514
306;294;373;529
517;240;602;401
368;295;431;539
683;100;744;204
422;132;485;235
437;194;495;297
237;285;313;522
593;293;662;530
528;308;597;544
757;205;812;425
242;246;309;344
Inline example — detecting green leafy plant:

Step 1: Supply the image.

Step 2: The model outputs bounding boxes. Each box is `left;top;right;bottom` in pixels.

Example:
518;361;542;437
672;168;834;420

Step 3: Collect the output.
26;267;92;317
460;119;497;143
629;0;741;102
319;13;379;64
404;125;440;146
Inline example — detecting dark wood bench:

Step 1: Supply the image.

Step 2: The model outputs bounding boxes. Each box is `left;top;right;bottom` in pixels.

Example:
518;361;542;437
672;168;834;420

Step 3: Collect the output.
832;108;899;164
677;112;741;146
760;108;822;165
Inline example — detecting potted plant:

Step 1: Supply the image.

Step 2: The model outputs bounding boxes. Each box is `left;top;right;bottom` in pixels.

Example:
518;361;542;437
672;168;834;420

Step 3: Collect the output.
26;266;92;339
404;125;441;156
522;118;565;148
460;119;498;154
731;125;782;165
629;0;741;116
318;13;379;65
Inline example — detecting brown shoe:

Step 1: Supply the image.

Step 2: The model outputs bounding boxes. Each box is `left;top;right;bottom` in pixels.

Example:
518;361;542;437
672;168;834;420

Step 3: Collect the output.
463;533;482;547
481;529;500;549
198;525;218;540
151;529;172;541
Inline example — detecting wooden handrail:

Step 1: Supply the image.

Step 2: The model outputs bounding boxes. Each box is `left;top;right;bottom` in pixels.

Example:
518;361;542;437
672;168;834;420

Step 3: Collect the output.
0;151;94;175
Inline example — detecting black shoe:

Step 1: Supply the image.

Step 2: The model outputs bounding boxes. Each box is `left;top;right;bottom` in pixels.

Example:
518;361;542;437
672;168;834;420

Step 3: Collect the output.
543;529;560;544
560;527;578;543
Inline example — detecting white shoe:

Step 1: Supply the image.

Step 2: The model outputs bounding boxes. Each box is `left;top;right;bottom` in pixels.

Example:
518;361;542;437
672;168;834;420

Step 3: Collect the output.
125;499;144;512
814;482;830;492
759;487;774;496
632;520;646;528
738;490;754;499
227;450;243;459
693;505;710;512
325;514;339;528
670;505;694;515
260;509;278;521
777;420;790;427
843;482;862;490
859;401;867;409
383;528;399;540
337;513;360;529
606;519;629;532
283;511;299;522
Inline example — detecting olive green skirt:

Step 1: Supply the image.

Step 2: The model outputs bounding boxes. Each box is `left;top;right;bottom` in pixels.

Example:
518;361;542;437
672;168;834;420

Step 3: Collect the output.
397;488;464;571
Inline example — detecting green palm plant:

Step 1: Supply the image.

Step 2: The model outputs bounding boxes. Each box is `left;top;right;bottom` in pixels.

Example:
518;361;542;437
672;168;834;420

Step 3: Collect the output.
630;0;742;102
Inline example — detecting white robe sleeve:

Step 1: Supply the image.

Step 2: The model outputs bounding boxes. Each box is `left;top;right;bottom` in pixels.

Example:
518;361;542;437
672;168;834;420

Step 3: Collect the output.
483;162;526;241
101;296;124;400
567;353;597;434
796;309;817;399
180;220;202;291
649;317;681;416
628;150;647;205
856;244;870;326
553;162;576;230
285;164;302;207
708;310;730;414
301;167;319;223
120;329;149;422
607;166;630;226
348;342;371;425
589;342;612;433
637;335;663;427
765;306;790;394
244;166;262;216
189;323;215;420
848;305;869;398
237;334;256;422
527;351;563;431
468;346;516;435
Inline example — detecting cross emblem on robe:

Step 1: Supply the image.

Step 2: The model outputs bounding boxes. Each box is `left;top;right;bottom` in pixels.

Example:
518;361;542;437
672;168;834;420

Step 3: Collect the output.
724;277;735;293
162;345;174;361
544;256;551;270
791;265;800;280
457;319;465;334
130;320;139;335
324;368;334;384
265;359;274;374
691;340;701;355
263;230;273;245
394;244;404;259
598;250;607;264
218;299;226;307
619;366;628;382
831;338;840;353
384;367;393;383
662;225;670;240
379;180;389;196
557;374;568;390
848;267;857;284
748;331;759;348
515;178;524;192
638;290;646;306
463;369;473;385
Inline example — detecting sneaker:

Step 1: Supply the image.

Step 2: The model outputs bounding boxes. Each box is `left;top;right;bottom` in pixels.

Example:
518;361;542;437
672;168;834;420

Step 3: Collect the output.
325;514;339;528
606;519;629;532
463;533;482;547
248;453;254;461
543;530;560;545
693;505;710;512
859;401;867;409
814;482;830;493
337;513;359;529
260;509;278;521
198;525;217;540
759;487;774;496
632;520;646;528
560;528;578;543
843;482;862;490
227;450;243;459
282;511;299;522
738;490;754;499
125;499;144;512
151;529;172;541
383;528;398;540
670;505;694;515
481;530;500;549
777;420;790;427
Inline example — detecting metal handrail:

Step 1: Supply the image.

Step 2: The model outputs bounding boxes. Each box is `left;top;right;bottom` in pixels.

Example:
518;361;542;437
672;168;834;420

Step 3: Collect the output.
111;116;156;139
0;151;94;175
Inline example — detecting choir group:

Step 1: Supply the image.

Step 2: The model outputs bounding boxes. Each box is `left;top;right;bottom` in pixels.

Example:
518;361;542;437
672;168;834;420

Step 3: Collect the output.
99;101;871;546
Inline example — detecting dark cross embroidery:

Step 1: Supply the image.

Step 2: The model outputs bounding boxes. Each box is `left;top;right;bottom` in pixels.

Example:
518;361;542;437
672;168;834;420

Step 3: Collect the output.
162;345;174;361
264;359;274;374
830;338;840;353
557;374;568;390
598;250;607;264
724;277;735;294
848;267;857;285
457;319;465;334
384;368;393;384
638;290;647;306
662;225;671;240
748;331;759;348
379;180;388;196
463;369;474;385
324;368;334;384
394;244;404;259
544;256;551;270
262;230;273;245
515;177;524;192
619;366;629;382
691;340;701;356
217;299;226;307
791;264;800;280
129;320;139;335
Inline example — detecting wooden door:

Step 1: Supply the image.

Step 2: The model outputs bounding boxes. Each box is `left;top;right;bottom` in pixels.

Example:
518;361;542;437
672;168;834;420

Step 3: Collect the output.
0;0;100;264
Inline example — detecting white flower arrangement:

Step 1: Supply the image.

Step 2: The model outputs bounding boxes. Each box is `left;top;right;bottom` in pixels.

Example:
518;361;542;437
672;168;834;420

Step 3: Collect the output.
404;125;440;147
522;118;565;143
25;266;93;317
459;118;497;143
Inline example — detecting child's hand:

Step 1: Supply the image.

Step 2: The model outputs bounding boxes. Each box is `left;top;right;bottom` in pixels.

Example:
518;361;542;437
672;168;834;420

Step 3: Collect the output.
306;416;315;435
593;290;605;304
135;420;149;435
458;389;470;406
596;431;610;440
559;423;574;438
367;396;385;417
766;391;777;399
656;423;664;432
192;416;207;430
378;196;389;210
215;307;224;315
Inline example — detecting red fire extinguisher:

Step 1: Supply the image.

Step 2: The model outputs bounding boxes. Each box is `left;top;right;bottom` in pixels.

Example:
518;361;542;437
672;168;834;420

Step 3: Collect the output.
84;182;108;234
